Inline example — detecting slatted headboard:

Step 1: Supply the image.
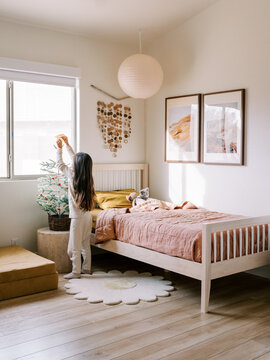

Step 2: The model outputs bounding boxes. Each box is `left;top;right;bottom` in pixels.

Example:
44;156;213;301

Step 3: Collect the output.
92;163;149;192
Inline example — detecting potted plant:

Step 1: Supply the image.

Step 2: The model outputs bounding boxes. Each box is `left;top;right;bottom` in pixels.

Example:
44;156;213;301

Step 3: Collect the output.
37;160;70;231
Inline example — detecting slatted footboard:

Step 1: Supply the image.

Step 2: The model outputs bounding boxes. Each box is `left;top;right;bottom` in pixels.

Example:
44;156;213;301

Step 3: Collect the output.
201;215;270;313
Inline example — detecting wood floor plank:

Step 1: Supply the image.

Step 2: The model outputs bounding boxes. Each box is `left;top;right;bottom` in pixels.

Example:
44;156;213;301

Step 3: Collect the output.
1;284;258;354
69;306;270;360
156;319;270;360
0;272;198;335
254;351;270;360
1;297;212;359
1;263;253;338
14;295;270;360
63;281;270;360
252;329;270;347
103;300;270;360
209;339;270;360
0;253;269;360
0;276;202;339
64;278;270;360
0;294;196;350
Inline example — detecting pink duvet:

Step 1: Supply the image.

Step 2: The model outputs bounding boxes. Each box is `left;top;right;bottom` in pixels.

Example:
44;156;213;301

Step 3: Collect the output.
95;207;249;263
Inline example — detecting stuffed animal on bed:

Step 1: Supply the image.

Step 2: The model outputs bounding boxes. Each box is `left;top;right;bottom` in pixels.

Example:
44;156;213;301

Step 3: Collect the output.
126;187;150;207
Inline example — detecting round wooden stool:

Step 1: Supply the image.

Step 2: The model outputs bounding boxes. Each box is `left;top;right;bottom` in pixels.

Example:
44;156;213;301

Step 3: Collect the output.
37;227;72;274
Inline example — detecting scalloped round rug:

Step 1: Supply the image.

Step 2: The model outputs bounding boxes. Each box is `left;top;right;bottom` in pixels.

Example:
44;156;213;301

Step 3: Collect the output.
64;270;174;305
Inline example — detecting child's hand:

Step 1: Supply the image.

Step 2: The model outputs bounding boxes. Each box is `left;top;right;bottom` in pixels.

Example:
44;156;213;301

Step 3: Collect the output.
56;139;62;148
61;136;69;146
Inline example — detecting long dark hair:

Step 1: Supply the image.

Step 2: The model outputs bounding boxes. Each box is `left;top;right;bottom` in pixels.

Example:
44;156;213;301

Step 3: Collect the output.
72;152;95;211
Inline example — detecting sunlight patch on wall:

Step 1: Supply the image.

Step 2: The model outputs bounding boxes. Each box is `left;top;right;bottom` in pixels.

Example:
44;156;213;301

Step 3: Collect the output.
168;163;185;204
185;165;206;206
169;163;206;206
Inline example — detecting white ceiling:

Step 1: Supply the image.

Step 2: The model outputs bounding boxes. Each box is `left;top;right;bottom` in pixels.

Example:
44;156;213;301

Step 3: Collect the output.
0;0;218;47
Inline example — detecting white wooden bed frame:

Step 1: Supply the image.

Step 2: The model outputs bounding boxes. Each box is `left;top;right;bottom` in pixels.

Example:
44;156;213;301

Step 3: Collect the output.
92;163;270;313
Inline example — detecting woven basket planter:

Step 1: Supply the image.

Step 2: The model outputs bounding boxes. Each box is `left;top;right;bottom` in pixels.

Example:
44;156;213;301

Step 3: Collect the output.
48;214;71;231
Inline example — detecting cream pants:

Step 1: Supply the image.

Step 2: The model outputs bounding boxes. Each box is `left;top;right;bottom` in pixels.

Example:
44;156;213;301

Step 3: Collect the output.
68;212;92;274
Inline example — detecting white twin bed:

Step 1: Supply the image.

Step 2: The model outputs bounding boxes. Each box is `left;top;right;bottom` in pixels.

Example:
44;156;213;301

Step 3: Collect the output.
91;163;270;313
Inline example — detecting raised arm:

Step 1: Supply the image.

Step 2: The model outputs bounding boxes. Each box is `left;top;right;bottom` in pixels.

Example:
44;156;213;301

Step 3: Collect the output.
56;138;70;178
61;136;75;160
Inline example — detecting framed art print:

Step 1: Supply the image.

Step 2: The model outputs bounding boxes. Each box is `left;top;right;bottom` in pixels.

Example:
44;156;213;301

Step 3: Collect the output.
202;89;245;165
165;94;201;162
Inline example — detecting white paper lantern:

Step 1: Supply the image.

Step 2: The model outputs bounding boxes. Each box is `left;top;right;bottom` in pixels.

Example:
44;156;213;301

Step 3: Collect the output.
118;53;163;99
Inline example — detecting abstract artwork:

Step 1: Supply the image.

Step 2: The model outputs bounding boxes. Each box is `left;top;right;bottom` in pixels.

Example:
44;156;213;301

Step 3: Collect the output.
165;94;201;162
97;101;132;157
202;89;245;165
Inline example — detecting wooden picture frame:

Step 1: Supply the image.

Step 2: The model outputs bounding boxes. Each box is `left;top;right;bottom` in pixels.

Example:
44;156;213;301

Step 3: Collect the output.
165;94;201;163
202;89;245;165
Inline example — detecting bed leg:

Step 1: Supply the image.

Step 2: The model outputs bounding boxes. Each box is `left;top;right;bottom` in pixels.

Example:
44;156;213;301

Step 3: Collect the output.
201;224;212;313
201;278;211;313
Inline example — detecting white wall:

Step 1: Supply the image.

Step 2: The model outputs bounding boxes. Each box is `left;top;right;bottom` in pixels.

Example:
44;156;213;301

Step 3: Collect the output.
146;0;270;278
146;0;270;218
0;20;144;251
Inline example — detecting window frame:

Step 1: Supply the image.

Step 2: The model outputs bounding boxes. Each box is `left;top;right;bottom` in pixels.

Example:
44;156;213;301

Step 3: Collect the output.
0;57;80;181
3;80;10;180
7;81;77;180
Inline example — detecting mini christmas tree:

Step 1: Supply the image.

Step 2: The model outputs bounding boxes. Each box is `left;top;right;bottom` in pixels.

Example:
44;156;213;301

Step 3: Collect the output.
37;159;69;216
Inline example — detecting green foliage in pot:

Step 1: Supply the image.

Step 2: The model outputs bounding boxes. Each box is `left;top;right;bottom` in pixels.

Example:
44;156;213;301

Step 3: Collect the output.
37;160;69;215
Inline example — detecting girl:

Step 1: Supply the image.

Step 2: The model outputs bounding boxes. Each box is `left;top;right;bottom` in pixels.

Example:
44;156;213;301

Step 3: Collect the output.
56;135;95;279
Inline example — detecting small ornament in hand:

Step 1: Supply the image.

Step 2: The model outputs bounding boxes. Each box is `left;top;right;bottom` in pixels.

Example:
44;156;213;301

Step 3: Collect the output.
56;134;69;146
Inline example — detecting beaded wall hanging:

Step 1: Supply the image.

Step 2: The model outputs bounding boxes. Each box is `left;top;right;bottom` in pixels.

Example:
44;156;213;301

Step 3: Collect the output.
97;101;132;157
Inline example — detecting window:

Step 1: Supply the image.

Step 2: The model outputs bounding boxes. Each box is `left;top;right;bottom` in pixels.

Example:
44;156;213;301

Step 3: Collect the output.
13;82;74;176
0;59;79;179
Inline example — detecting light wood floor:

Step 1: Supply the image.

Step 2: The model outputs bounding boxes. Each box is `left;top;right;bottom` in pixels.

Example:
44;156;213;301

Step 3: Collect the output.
0;253;270;360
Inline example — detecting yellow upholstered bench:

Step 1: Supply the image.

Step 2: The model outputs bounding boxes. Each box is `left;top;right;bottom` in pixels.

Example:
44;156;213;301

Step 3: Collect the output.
0;246;58;301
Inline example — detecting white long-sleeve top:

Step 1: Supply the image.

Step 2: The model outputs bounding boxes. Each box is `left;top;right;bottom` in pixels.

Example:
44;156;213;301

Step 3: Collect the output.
56;145;85;219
